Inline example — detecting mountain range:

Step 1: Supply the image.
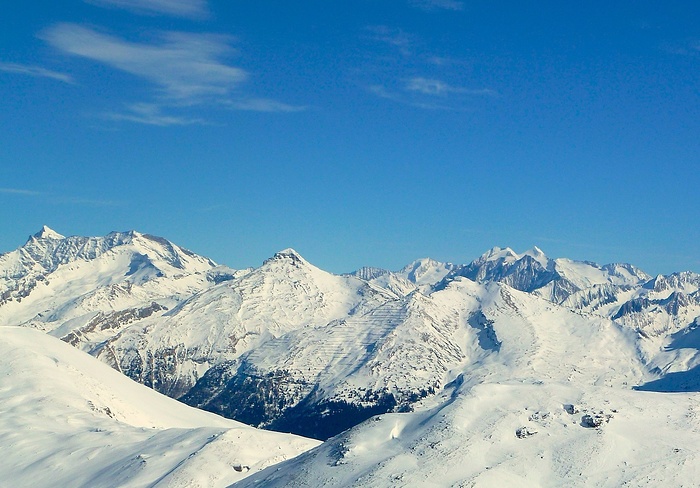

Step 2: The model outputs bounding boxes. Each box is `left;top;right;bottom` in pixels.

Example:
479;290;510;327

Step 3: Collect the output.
2;227;700;485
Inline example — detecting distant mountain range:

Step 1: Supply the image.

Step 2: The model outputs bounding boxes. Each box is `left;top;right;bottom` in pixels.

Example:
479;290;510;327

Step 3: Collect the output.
4;227;700;485
3;227;699;446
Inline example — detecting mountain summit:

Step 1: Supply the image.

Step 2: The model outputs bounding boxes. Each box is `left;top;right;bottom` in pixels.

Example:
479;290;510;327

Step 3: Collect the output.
31;225;65;240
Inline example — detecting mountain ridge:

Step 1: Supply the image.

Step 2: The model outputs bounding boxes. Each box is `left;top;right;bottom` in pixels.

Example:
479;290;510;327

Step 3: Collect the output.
4;226;700;485
2;227;700;441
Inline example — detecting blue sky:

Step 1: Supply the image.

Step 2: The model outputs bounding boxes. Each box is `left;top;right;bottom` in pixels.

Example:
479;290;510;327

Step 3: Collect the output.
1;1;698;274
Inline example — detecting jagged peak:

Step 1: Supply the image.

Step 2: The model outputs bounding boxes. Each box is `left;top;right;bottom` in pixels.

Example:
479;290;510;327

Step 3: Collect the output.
32;225;65;240
521;246;549;266
525;246;545;257
479;246;517;262
474;246;550;267
276;247;303;259
264;248;308;267
402;257;449;270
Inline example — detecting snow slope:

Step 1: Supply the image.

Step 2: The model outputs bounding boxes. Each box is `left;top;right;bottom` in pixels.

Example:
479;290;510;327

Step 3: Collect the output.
235;382;700;487
233;282;698;487
4;229;700;487
0;327;318;488
91;248;397;397
184;278;650;439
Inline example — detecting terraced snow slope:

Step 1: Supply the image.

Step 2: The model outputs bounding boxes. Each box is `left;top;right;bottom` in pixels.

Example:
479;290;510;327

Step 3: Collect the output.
234;283;698;487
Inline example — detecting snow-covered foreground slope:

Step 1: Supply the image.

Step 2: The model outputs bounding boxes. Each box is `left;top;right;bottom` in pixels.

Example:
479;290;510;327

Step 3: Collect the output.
236;382;700;487
0;327;318;488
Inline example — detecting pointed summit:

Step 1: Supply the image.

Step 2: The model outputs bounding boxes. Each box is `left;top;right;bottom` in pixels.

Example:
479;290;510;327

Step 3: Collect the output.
528;246;545;256
32;225;65;240
478;246;517;263
263;248;307;267
522;246;549;266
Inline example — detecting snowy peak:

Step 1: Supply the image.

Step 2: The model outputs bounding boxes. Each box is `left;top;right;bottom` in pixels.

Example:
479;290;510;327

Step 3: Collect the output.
643;271;700;294
441;246;656;305
350;266;391;281
14;228;216;277
446;246;557;294
0;229;219;329
398;257;456;286
522;245;548;266
601;262;651;284
477;246;518;263
476;246;548;266
264;248;307;267
31;225;65;241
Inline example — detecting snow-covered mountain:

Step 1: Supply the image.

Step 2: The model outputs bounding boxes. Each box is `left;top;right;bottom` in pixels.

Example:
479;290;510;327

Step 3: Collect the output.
442;245;650;303
185;277;649;439
348;257;457;296
0;226;224;329
3;230;700;443
91;247;396;397
0;327;318;487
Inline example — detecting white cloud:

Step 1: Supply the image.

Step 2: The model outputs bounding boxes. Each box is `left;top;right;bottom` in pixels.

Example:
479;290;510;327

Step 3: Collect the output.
405;77;496;96
105;103;206;126
369;84;453;110
369;77;495;110
660;39;700;56
41;23;306;125
41;24;246;101
410;0;464;11
226;98;307;112
0;188;119;206
405;77;452;95
85;0;208;19
0;62;74;84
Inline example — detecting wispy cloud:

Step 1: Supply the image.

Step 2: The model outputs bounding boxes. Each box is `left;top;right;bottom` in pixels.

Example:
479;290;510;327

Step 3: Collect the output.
84;0;208;19
105;102;206;126
54;196;123;207
426;55;470;67
42;24;246;101
225;98;307;112
0;188;42;196
362;24;495;110
405;77;496;97
660;39;700;56
369;84;454;110
41;23;303;124
0;62;74;84
409;0;464;11
370;77;495;110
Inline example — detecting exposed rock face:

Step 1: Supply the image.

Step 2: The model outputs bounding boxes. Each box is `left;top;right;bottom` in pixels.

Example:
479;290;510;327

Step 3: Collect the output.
516;426;538;438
